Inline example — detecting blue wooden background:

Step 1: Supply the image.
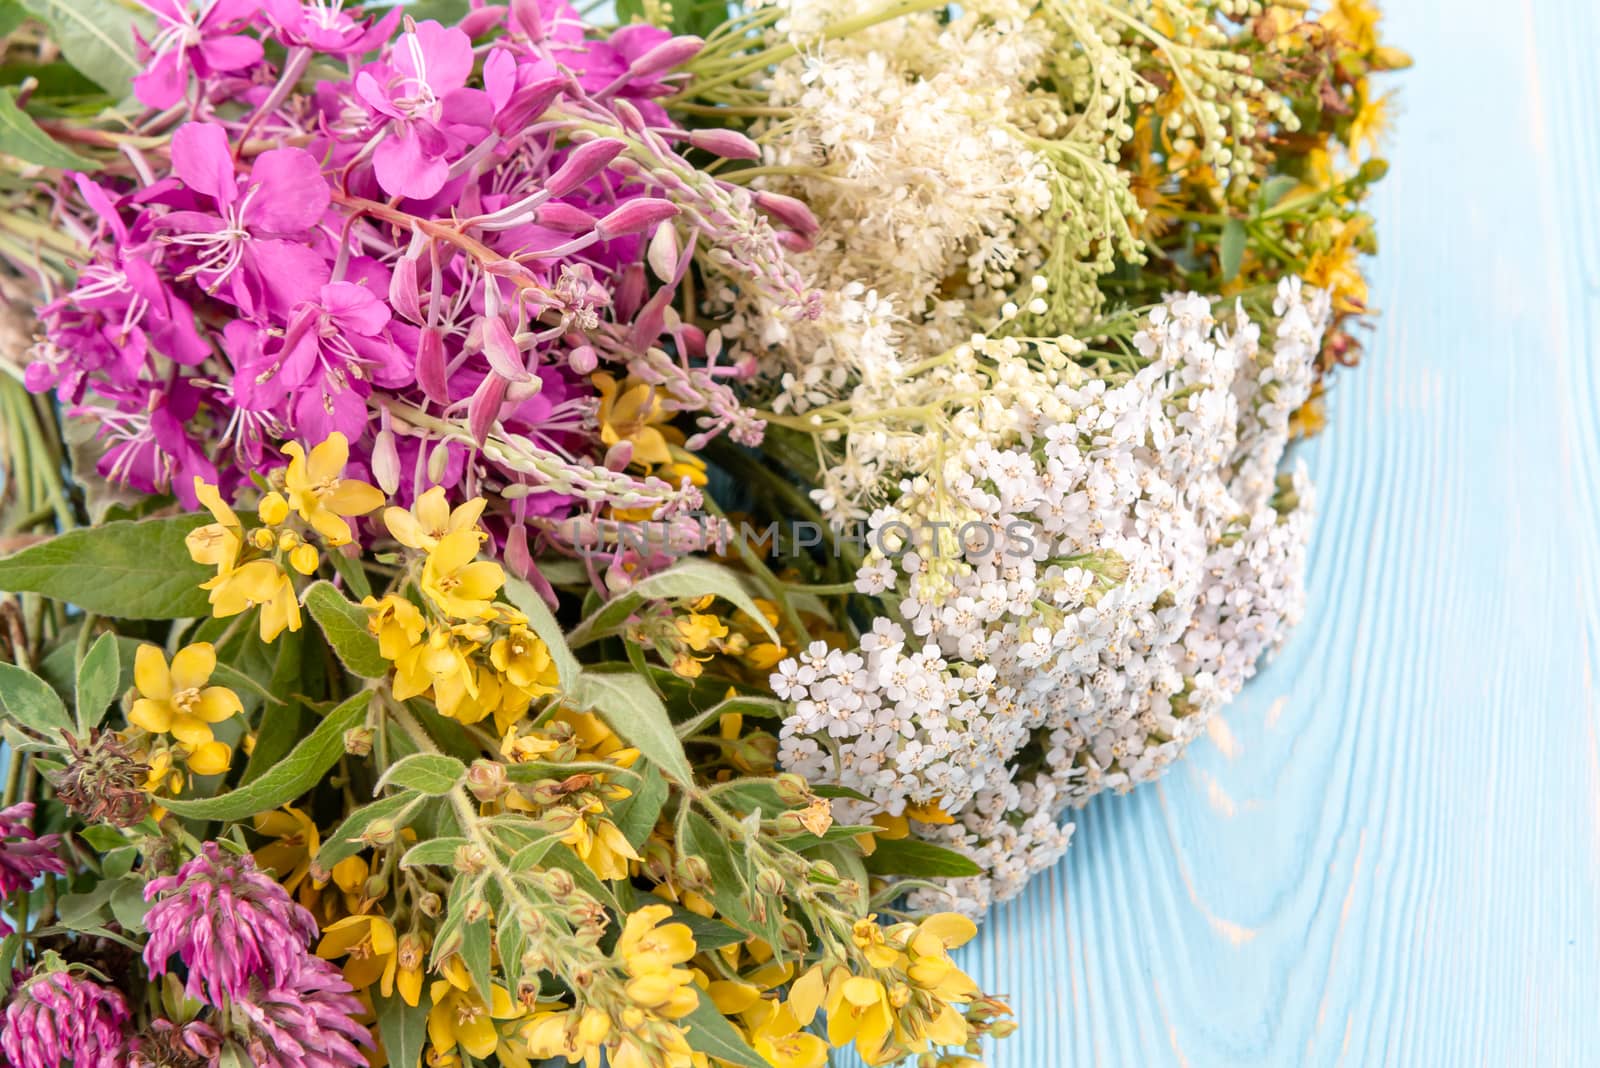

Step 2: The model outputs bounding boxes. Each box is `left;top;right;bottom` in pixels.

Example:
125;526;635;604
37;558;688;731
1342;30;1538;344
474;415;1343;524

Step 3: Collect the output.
845;2;1600;1064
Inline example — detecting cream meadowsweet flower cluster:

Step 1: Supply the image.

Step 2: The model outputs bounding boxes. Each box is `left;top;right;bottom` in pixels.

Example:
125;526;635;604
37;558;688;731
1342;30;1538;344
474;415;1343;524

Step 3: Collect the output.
775;278;1331;912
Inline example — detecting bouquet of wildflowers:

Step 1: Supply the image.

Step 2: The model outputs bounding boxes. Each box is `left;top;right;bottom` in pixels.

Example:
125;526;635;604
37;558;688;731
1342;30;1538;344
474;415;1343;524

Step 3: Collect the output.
0;0;1402;1064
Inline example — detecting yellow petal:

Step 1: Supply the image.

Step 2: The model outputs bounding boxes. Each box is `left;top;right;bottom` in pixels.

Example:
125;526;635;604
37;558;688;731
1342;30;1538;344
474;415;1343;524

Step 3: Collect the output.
193;686;241;723
128;697;173;734
917;913;977;950
169;715;214;747
133;644;171;701
385;506;430;549
306;432;350;483
185;741;231;776
325;479;385;517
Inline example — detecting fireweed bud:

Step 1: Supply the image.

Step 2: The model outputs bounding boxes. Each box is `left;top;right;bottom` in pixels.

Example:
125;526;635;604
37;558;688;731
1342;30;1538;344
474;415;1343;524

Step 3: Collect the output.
604;440;634;471
687;128;762;160
481;316;531;382
427;440;450;484
595;199;680;241
534;201;597;232
626;35;702;80
466;760;507;802
647;221;680;282
416;327;450;405
753;190;820;236
568;345;598;375
371;429;401;495
343;727;374;757
389;256;422;323
546;139;626;198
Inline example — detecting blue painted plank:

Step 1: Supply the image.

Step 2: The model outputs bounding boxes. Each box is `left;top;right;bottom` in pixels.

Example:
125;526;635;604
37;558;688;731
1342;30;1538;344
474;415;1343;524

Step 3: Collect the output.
843;0;1600;1064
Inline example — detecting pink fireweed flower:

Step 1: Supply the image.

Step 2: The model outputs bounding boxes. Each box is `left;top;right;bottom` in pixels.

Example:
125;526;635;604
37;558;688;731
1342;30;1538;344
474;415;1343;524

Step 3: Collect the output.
355;19;492;199
0;970;130;1068
264;0;398;55
233;956;373;1068
143;843;319;1005
0;803;67;900
229;279;412;443
159;122;331;316
134;0;264;108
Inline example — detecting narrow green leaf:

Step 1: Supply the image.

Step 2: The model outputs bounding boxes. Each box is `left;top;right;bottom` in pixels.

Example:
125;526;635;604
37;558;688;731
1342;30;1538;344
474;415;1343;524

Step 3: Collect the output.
374;989;431;1068
611;762;667;849
1219;218;1247;283
460;916;492;1006
303;580;389;679
315;791;422;869
0;515;212;618
160;692;371;820
569;559;779;647
863;836;983;879
0;3;26;37
573;671;694;785
0;662;72;737
501;576;580;688
0;89;95;169
210;662;285;708
375;753;465;797
74;631;120;733
1257;174;1299;212
674;694;786;740
681;995;768;1068
400;836;468;869
19;0;149;97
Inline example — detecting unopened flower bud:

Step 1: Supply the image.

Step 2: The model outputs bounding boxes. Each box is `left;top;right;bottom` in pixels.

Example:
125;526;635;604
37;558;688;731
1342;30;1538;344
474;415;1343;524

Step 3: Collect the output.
779;919;810;955
534;201;597;232
773;773;812;805
604;440;634;471
389;255;423;323
251;528;276;551
371;429;401;495
481;316;531;382
454;843;490;875
675;854;711;891
544;868;575;897
647;221;680;282
417;327;450;405
466;759;507;802
547;139;627;198
687;128;761;160
756;868;786;897
464;898;492;923
417;891;443;917
595;199;680;241
259;491;289;526
774;812;808;836
343;727;374;757
568;345;598;375
809;860;839;884
362;819;397;847
626;35;702;80
427;440;450;484
289;543;319;576
363;874;388;901
753;190;819;236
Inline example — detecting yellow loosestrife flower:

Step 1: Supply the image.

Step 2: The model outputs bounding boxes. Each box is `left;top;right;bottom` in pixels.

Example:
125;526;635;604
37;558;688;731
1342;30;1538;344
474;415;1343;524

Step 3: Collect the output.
317;913;400;995
129;643;241;772
421;529;505;621
427;960;522;1060
282;432;385;547
385;486;488;551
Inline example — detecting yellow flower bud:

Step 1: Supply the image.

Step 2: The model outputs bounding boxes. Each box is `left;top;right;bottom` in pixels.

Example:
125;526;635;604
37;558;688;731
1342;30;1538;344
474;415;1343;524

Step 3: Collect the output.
289;543;320;576
259;491;289;526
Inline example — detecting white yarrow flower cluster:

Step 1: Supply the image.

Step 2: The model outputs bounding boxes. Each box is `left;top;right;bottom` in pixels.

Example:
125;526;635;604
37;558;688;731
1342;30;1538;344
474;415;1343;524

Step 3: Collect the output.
774;279;1332;914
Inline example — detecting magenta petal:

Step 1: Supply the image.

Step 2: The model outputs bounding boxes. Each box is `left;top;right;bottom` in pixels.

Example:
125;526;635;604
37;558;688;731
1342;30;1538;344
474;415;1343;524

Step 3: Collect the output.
320;281;390;335
243;241;329;314
170;123;237;204
397;20;474;92
244;148;330;233
132;49;190;109
372;129;448;200
197;33;264;73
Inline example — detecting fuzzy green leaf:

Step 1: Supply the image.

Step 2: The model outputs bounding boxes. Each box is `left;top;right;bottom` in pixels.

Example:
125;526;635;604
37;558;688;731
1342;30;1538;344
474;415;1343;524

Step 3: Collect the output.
376;753;465;797
0;662;72;737
569;559;778;647
0;515;212;618
573;670;694;785
74;632;120;733
315;791;422;869
160;692;371;820
303;580;389;678
400;836;468;869
1219;218;1247;283
682;995;768;1068
374;989;430;1068
501;576;581;688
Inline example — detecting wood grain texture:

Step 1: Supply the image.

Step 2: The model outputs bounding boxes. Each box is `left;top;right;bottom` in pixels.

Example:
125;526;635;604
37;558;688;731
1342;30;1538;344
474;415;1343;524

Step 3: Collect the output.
841;2;1600;1064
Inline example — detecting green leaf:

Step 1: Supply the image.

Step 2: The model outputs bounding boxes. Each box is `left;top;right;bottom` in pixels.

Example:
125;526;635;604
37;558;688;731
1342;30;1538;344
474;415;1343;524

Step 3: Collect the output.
160;692;371;820
37;633;140;713
1219;218;1247;283
315;791;422;869
57;883;114;928
569;559;778;647
303;581;389;679
400;836;468;869
0;2;26;37
0;662;72;737
374;989;431;1068
611;762;667;849
74;632;120;733
376;753;465;797
0;88;95;169
682;994;768;1068
863;836;982;879
573;670;693;785
1257;174;1299;212
460;916;492;1006
814;783;873;803
78;825;125;852
501;576;580;688
0;515;212;618
680;811;759;937
328;550;373;601
19;0;149;97
674;694;786;740
110;879;151;932
210;662;285;708
669;907;747;951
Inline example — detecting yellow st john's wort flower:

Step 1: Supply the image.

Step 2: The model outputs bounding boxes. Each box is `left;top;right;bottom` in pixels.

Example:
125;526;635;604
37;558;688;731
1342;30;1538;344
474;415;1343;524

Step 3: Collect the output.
317;913;399;995
615;904;700;1018
427;960;523;1059
489;625;560;695
282;432;386;547
385;486;488;552
421;529;505;621
743;1000;829;1068
129;643;241;751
